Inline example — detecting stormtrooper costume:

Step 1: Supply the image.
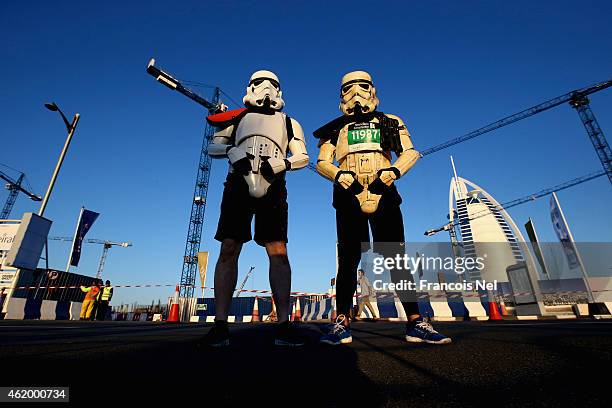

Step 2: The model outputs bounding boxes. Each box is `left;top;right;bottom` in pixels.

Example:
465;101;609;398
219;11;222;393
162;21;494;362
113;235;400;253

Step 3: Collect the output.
207;70;308;246
315;72;451;345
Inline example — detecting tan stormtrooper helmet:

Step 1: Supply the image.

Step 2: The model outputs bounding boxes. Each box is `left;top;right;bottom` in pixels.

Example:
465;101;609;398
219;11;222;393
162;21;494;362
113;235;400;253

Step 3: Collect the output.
243;70;285;110
339;71;379;116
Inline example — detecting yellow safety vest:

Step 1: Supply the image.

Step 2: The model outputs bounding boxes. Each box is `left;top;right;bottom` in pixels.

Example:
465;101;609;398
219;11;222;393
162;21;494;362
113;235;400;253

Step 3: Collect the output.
100;286;113;301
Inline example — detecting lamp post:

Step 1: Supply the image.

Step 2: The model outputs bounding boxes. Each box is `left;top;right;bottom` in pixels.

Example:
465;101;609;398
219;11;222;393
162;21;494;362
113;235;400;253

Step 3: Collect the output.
38;102;80;217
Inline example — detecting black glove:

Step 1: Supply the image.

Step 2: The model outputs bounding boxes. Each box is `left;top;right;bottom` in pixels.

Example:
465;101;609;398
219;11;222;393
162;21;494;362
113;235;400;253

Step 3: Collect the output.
377;167;401;180
260;158;290;183
226;146;251;176
335;170;364;195
368;177;386;195
369;167;400;194
232;157;251;176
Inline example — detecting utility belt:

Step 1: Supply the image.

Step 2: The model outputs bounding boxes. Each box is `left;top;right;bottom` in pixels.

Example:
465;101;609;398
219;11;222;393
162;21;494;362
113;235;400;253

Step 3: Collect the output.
225;172;286;196
332;182;401;211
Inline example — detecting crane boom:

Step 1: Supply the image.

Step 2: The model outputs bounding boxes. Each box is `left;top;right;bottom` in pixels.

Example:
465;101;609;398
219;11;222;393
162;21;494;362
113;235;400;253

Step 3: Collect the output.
146;58;220;111
421;79;612;156
48;236;130;245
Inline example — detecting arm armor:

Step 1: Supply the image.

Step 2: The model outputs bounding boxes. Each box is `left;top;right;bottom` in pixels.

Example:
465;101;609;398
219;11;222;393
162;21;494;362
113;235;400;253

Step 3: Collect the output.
207;125;234;158
316;140;341;182
286;118;309;170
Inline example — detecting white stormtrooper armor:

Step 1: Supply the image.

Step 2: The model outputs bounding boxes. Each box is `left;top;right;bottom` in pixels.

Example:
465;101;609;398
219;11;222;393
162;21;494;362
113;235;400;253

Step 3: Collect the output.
208;71;308;198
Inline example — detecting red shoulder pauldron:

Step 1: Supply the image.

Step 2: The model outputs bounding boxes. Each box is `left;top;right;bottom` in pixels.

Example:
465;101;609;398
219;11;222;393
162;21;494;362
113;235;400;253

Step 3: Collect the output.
206;108;248;126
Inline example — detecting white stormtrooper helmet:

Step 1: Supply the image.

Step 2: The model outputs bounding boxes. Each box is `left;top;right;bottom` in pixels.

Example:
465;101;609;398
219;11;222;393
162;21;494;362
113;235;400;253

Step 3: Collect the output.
339;71;379;116
243;70;285;110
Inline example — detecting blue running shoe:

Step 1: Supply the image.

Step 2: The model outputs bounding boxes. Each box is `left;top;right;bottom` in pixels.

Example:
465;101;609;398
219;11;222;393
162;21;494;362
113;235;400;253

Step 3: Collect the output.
405;317;452;345
320;314;352;345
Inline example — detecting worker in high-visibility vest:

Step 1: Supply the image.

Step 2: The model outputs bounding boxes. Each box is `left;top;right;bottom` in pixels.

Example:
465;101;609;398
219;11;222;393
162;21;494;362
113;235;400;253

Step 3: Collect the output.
96;280;114;321
80;282;101;320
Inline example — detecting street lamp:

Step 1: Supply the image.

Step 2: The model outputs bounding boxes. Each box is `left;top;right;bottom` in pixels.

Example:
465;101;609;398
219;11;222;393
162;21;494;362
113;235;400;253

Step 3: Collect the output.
38;102;80;217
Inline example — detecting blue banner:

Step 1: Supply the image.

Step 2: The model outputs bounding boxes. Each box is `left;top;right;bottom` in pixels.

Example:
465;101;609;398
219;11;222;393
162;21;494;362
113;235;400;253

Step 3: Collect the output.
549;194;579;269
69;209;99;267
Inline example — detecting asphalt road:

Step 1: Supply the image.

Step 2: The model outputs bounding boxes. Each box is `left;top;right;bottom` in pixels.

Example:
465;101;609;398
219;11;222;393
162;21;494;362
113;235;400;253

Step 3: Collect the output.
0;319;610;407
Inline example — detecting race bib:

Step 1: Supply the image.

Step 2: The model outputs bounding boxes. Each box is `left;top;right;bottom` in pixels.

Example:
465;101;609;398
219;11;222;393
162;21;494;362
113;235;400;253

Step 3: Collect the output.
347;122;382;152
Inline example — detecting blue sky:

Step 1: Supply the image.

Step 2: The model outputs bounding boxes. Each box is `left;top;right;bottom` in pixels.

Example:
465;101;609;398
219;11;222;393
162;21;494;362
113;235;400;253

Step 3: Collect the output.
1;1;611;305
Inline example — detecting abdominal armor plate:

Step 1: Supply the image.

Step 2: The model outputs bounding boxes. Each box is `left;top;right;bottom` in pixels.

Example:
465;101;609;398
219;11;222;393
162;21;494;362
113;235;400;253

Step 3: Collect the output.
340;150;392;214
237;134;286;198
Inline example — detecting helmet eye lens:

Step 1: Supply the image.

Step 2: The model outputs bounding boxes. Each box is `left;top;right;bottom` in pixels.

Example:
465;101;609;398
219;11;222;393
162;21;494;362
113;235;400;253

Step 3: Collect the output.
250;78;280;90
342;82;371;94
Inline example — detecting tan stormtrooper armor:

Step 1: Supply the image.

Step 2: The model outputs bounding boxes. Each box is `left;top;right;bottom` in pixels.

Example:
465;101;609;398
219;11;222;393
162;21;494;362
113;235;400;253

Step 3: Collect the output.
316;71;420;213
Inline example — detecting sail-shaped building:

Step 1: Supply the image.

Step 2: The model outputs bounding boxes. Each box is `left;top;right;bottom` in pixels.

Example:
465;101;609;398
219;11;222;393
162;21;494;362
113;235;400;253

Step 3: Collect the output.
448;158;546;315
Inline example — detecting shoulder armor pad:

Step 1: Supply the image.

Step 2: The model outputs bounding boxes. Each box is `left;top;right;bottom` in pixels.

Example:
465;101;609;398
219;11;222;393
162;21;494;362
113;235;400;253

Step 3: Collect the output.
313;115;351;145
206;108;248;126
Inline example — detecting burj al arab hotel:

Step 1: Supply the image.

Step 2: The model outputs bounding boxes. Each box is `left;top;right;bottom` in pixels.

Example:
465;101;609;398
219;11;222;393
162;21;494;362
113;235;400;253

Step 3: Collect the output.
448;158;546;315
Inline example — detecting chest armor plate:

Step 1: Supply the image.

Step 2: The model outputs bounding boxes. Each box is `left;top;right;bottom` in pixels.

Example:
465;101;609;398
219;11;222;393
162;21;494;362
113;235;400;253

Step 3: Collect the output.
233;112;289;198
335;119;392;214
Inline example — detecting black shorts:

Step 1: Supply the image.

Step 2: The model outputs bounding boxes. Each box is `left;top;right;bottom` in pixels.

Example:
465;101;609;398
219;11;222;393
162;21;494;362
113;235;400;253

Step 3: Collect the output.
214;173;288;246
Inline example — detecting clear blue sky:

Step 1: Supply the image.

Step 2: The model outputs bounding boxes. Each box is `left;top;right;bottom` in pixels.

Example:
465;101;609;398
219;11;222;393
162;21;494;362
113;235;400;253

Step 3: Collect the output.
1;1;611;305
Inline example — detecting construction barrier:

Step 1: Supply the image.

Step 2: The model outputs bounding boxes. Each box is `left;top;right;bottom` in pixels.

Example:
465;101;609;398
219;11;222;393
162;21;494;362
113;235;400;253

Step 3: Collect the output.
5;298;83;320
3;279;611;321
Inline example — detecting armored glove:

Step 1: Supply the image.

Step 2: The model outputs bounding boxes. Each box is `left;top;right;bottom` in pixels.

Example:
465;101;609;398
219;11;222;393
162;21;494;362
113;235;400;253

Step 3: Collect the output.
378;167;400;186
335;170;364;195
368;167;400;194
260;157;290;182
226;146;252;176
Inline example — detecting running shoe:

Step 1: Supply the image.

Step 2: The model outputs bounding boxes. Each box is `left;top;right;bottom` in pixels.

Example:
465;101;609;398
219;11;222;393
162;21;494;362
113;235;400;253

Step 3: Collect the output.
405;316;452;345
320;314;352;345
274;321;305;347
205;320;230;347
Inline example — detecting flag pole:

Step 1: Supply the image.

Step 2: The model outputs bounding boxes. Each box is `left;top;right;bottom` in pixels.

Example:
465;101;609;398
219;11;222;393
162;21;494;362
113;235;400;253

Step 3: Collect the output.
66;206;84;273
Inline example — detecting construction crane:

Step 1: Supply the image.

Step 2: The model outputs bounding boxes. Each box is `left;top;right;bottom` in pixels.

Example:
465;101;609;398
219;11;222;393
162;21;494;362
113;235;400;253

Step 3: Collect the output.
0;167;42;219
146;58;225;298
425;169;606;237
235;266;255;298
48;236;132;279
420;79;612;185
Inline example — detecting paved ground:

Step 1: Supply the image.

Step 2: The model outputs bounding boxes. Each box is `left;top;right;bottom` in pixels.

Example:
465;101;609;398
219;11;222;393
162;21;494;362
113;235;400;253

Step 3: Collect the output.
0;319;610;407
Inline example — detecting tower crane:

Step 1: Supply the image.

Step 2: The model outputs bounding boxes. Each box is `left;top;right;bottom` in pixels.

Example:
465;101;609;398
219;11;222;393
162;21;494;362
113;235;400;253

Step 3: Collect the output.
48;236;132;279
146;58;226;298
0;167;42;219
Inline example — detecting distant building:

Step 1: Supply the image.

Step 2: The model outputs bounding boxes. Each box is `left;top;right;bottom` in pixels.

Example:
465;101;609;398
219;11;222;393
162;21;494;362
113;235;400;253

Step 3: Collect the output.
449;171;525;283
